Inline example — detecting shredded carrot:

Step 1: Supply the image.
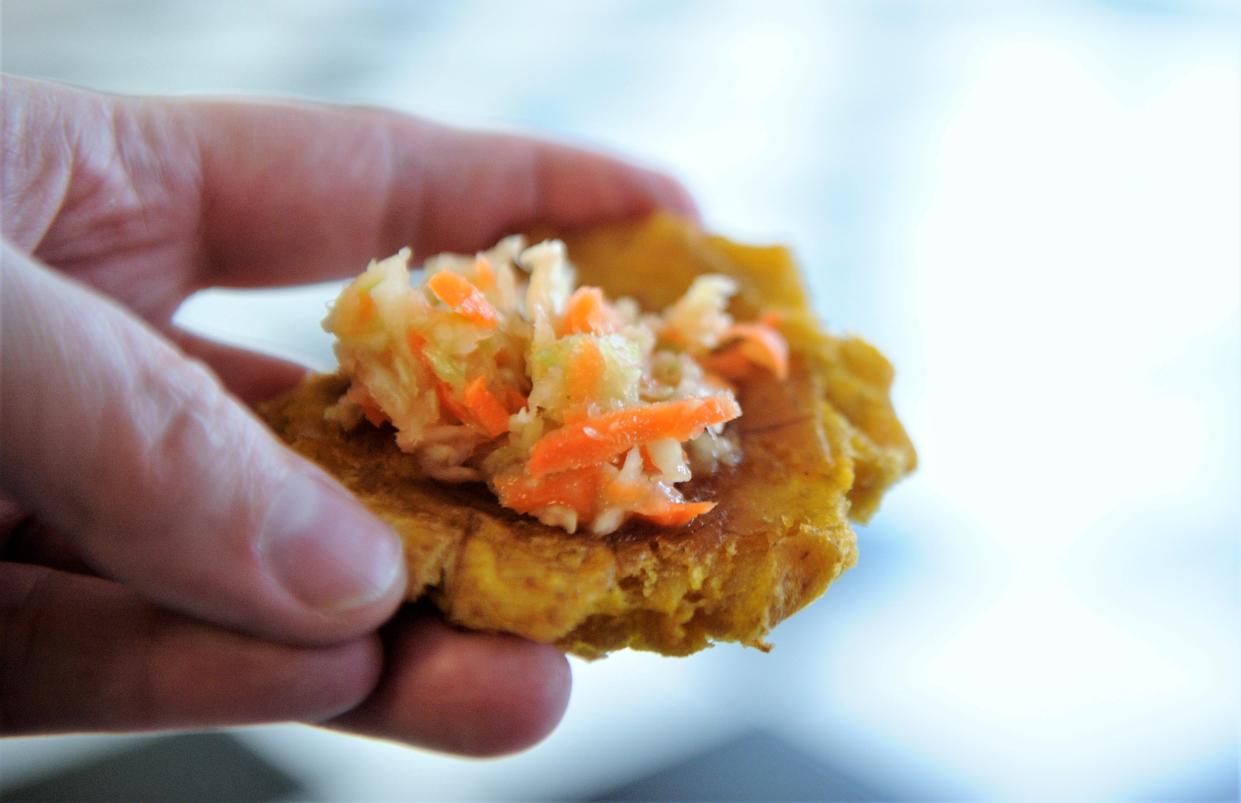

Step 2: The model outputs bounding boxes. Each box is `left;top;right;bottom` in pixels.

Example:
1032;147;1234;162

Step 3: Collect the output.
639;444;660;474
494;465;601;520
406;329;425;354
464;377;510;437
565;338;605;418
717;322;789;380
505;387;528;413
435;382;470;423
406;330;441;383
700;344;755;381
407;331;446;382
730;323;789;378
411;330;509;433
759;310;784;329
428;271;498;328
561;286;621;336
356;291;376;325
473;256;497;294
358;395;387;427
603;475;716;527
639;500;716;526
335;286;377;335
528;395;741;478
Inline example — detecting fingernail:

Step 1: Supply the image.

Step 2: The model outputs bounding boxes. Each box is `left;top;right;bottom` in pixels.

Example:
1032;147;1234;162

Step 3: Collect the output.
259;470;404;612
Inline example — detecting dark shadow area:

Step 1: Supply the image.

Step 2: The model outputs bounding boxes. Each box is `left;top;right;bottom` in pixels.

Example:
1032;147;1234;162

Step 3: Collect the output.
0;732;304;803
585;729;902;802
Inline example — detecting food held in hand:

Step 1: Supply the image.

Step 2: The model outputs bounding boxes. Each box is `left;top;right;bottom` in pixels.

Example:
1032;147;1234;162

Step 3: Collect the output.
262;214;915;657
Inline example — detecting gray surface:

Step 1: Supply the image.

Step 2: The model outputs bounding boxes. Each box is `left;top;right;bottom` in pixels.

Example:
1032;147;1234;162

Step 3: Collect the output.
585;730;901;802
0;732;303;802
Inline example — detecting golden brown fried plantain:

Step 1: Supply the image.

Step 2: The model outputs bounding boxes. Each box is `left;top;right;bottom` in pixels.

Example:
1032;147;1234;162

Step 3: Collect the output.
260;214;915;657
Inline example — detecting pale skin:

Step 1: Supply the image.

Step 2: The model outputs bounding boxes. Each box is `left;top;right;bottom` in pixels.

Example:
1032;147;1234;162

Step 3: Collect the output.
0;75;696;754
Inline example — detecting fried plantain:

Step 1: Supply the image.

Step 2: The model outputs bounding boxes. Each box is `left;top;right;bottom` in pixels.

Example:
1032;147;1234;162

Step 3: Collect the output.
260;214;915;657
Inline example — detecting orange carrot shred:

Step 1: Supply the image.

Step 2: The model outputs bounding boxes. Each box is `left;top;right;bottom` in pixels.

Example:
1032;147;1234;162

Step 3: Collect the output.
638;444;660;474
505;387;528;413
602;474;716;527
494;465;601;520
428;271;498;328
411;330;468;423
561;286;621;336
435;382;470;423
464;377;511;437
474;256;497;294
759;310;785;328
700;345;756;381
565;338;605;417
406;330;440;381
527;395;741;478
358;396;387;427
720;322;790;380
356;291;376;324
638;500;716;526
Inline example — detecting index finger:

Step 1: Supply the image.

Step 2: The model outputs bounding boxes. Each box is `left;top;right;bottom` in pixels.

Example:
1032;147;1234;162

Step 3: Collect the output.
148;97;697;289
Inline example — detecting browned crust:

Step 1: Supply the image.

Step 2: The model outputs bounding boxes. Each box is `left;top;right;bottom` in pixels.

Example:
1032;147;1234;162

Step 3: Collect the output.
259;214;915;657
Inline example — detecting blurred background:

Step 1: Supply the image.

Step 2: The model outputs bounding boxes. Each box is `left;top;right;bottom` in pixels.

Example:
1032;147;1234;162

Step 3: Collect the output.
2;1;1238;800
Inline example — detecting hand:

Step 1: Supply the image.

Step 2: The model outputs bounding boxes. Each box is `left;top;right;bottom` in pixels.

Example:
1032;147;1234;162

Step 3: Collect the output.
0;75;695;754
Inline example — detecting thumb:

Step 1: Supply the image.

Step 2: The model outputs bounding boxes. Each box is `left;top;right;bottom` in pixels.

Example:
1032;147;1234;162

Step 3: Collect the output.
0;242;406;645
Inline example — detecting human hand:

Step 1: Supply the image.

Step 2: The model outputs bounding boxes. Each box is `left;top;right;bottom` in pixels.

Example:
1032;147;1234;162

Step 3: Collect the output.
0;75;695;754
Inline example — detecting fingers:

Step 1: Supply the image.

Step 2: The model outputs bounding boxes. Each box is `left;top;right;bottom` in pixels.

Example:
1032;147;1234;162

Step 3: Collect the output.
0;563;382;735
1;564;570;756
156;96;697;288
331;609;572;757
1;243;406;646
0;493;86;576
0;492;27;538
1;517;94;576
171;331;309;406
393;122;701;259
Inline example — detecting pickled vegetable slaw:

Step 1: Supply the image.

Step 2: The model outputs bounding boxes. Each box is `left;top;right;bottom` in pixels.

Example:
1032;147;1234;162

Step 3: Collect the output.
324;236;788;535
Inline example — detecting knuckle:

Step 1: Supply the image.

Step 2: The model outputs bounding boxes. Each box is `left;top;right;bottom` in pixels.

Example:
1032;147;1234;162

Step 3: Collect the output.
121;345;273;541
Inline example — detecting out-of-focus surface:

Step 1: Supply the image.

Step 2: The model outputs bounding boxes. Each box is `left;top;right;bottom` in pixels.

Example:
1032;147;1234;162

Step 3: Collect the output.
2;1;1238;800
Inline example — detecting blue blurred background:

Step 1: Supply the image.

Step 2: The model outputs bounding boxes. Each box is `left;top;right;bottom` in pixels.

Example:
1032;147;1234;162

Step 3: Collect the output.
3;1;1238;800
